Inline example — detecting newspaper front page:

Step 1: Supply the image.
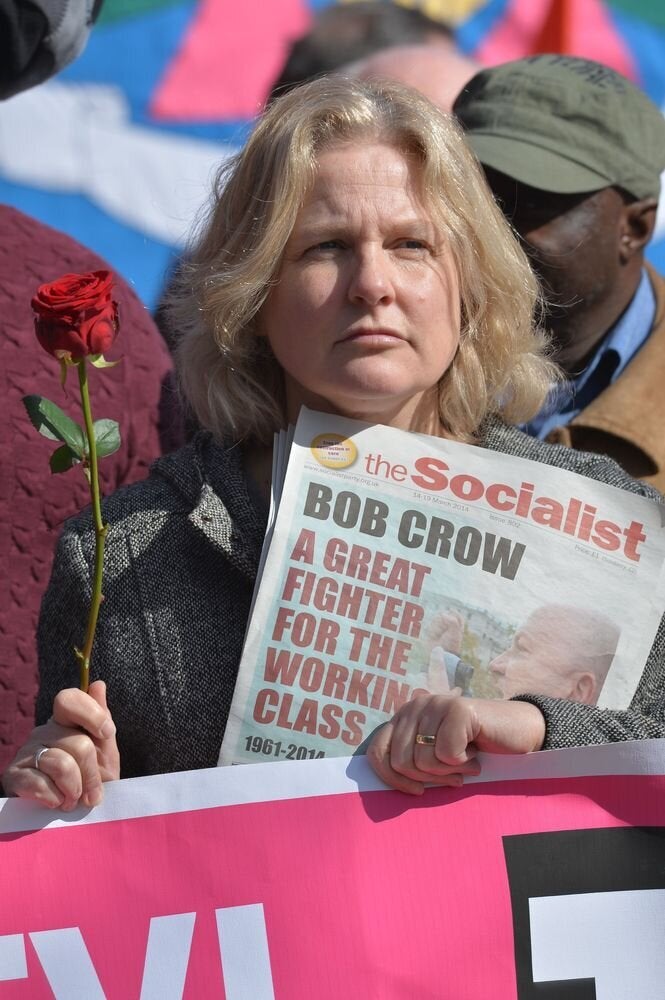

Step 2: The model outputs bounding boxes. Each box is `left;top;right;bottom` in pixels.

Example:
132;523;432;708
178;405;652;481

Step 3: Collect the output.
219;408;665;765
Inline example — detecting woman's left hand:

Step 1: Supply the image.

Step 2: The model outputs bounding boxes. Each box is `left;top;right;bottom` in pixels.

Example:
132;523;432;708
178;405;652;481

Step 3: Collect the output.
3;681;119;810
367;694;546;795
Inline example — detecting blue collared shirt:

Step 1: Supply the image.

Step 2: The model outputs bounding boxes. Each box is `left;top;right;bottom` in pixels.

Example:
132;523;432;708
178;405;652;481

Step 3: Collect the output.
524;270;656;439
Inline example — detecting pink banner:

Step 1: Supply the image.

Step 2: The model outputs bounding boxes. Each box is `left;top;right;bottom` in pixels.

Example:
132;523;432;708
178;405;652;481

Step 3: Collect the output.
1;742;665;998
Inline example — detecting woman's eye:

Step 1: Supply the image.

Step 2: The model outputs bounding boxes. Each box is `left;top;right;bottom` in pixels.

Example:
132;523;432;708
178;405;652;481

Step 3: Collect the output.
397;238;428;250
309;240;342;252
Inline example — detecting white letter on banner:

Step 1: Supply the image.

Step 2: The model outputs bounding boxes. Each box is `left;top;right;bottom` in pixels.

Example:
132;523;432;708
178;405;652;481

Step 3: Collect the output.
216;903;275;1000
530;888;665;997
29;913;196;999
0;934;27;980
29;928;106;999
139;912;196;1000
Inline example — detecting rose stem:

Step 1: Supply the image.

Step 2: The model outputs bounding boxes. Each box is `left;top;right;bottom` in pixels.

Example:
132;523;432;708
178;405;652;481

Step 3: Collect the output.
77;357;108;692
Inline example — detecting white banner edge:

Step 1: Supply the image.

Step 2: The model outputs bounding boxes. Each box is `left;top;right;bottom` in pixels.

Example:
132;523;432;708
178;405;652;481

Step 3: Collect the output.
2;738;665;836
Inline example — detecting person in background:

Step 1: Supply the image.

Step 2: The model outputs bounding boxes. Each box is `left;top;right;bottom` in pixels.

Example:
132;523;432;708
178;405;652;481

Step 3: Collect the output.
4;77;665;806
0;0;102;99
1;0;183;777
453;55;665;491
268;0;455;101
347;41;479;114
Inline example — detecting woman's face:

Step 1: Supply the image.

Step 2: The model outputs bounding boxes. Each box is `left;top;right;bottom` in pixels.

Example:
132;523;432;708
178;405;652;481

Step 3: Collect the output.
259;140;461;431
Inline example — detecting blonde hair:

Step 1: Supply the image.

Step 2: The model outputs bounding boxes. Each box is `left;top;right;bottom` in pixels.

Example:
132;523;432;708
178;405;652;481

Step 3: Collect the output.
173;75;557;444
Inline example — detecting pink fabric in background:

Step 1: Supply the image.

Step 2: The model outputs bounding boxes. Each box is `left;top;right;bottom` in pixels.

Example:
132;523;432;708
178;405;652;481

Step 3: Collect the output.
2;771;665;998
151;0;311;121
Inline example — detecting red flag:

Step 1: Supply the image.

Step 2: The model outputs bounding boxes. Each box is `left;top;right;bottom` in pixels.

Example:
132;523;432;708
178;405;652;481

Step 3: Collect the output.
476;0;636;81
531;0;574;53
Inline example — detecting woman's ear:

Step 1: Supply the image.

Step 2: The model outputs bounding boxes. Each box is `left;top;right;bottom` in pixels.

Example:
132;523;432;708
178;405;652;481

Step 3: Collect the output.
619;197;658;261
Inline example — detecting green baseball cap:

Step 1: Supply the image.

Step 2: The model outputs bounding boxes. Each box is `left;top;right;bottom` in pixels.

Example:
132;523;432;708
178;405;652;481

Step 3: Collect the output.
453;55;665;200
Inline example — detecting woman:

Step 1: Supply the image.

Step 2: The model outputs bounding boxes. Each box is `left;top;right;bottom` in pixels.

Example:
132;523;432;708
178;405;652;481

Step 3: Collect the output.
4;77;664;808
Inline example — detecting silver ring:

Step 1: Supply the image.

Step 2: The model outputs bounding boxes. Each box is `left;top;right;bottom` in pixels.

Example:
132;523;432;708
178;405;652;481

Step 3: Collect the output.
415;734;437;747
33;746;50;771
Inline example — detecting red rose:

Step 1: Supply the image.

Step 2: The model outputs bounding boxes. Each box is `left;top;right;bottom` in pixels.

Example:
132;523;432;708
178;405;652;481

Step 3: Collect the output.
31;270;119;359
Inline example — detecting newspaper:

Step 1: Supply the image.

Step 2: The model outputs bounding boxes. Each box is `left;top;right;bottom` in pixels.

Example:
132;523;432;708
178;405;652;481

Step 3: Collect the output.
219;408;665;765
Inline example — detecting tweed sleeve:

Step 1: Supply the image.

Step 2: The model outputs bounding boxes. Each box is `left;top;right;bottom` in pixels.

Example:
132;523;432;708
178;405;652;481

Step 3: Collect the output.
511;613;665;748
35;523;93;724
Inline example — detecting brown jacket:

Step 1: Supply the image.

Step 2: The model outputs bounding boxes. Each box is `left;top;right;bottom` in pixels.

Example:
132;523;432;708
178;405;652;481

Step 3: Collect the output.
547;265;665;493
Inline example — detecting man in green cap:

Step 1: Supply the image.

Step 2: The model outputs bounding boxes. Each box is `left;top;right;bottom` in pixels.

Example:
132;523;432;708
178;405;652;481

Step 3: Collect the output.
454;55;665;492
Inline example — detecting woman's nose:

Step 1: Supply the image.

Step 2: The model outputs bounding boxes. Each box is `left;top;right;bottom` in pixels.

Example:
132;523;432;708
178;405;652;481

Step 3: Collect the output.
347;248;394;306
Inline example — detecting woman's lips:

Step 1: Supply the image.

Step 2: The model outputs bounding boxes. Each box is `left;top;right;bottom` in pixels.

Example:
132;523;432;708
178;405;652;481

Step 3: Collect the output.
338;328;405;345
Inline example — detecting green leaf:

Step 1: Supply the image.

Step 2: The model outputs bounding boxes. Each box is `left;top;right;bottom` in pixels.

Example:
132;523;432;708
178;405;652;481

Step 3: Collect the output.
49;444;81;474
22;396;86;456
89;354;121;369
22;397;58;440
93;418;121;458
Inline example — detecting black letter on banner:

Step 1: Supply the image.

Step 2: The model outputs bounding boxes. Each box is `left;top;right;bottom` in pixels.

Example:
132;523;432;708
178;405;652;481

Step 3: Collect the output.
503;826;665;998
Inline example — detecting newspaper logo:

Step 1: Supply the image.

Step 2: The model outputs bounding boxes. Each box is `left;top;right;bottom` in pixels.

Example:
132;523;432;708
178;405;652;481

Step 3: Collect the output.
310;433;358;470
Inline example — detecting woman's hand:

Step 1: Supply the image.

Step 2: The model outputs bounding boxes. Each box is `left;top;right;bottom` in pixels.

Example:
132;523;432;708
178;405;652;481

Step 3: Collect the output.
367;694;546;795
2;680;120;810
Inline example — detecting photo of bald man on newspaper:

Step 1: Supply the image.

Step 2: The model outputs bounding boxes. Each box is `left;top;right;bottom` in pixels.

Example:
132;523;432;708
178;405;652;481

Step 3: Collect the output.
420;604;620;706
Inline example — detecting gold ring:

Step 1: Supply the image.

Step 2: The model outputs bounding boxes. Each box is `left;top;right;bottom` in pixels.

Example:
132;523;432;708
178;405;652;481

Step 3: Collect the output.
415;734;436;746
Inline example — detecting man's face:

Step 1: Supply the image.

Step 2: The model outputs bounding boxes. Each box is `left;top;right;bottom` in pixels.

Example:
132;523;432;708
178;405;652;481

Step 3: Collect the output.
483;167;629;370
489;610;595;702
